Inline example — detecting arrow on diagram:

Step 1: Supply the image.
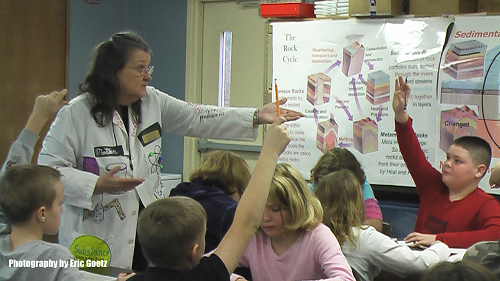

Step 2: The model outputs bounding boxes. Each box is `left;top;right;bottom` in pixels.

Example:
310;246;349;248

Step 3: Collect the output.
325;60;341;74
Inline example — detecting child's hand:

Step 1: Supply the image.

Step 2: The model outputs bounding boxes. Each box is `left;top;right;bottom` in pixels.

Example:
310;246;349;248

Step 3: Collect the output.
32;89;68;120
117;272;135;281
404;231;436;247
262;117;291;157
392;76;409;124
25;89;69;135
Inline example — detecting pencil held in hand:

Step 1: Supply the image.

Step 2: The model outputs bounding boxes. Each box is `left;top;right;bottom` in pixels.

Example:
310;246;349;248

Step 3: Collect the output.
404;77;408;111
275;78;280;117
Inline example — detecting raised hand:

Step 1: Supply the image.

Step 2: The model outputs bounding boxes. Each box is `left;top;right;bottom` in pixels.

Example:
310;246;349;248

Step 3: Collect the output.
25;89;69;134
262;117;291;157
392;76;410;124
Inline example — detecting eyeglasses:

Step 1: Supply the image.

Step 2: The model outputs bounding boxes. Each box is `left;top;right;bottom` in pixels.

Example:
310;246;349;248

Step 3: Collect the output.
126;65;154;76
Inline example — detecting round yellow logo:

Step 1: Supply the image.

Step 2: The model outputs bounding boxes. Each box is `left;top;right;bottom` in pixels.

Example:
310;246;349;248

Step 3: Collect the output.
69;235;111;268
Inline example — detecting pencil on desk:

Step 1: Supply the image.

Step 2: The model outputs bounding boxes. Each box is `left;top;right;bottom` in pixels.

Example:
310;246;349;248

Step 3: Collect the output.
404;77;408;111
274;78;280;117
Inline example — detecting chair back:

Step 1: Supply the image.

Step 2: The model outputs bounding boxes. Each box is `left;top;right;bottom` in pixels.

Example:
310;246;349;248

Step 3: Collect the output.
382;222;392;237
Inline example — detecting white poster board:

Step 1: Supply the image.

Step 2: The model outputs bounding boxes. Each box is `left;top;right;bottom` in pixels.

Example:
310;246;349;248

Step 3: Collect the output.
272;16;500;194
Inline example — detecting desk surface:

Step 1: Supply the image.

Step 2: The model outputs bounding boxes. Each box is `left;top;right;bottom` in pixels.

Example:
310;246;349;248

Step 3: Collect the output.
395;240;466;261
81;266;135;280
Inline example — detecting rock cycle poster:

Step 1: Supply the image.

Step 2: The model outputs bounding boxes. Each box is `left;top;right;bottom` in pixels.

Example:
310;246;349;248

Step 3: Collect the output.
272;17;453;188
438;15;500;194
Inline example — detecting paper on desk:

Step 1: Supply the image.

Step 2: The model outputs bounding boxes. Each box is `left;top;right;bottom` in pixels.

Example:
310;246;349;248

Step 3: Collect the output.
396;241;465;261
447;248;466;262
81;270;116;281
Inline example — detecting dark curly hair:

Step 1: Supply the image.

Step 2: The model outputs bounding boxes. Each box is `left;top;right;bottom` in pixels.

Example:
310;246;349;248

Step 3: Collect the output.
79;31;151;127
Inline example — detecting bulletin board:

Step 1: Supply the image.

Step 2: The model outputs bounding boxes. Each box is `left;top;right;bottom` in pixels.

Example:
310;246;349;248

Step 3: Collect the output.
272;15;500;195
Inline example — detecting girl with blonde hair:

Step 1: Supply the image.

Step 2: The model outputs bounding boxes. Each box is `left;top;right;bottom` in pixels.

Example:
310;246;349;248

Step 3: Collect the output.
233;163;355;281
315;169;450;281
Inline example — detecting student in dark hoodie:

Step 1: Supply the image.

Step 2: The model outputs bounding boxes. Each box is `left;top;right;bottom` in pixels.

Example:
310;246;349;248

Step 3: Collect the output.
169;150;251;253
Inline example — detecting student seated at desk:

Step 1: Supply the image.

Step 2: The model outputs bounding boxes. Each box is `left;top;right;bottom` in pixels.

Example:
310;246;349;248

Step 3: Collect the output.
169;150;251;253
315;169;450;281
310;148;383;232
233;163;355;281
0;90;133;281
393;75;500;249
0;165;86;281
128;118;291;281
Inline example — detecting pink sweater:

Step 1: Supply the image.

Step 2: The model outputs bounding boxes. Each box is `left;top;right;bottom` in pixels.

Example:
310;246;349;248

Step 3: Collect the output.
236;223;355;281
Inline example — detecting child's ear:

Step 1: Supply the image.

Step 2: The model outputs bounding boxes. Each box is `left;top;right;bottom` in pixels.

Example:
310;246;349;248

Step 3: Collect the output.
476;164;487;179
36;206;46;223
188;243;199;263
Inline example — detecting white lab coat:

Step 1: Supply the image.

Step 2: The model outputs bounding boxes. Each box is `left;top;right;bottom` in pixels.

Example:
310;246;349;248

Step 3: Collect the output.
38;86;258;269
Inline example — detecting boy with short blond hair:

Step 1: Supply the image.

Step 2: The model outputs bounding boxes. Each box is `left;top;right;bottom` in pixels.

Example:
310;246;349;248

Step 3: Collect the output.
393;76;500;248
137;197;207;270
0;165;84;280
0;89;133;280
129;118;291;281
0;90;85;281
1;165;62;227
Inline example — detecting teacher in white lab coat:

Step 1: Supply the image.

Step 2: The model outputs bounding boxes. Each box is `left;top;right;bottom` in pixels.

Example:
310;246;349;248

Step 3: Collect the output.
38;31;302;270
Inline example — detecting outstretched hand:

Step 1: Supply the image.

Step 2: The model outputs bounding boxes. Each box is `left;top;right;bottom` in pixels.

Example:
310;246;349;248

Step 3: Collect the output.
94;165;145;195
258;98;304;124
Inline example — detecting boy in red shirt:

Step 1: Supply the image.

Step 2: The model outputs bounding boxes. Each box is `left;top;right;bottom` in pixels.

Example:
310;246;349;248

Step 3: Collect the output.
393;76;500;248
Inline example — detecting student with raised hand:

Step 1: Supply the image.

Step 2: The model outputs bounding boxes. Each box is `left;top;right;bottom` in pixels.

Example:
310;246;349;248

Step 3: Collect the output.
169;150;251;253
315;169;449;281
1;89;67;174
0;90;134;281
310;148;383;232
38;31;303;270
393;75;500;248
233;163;355;281
128;118;291;281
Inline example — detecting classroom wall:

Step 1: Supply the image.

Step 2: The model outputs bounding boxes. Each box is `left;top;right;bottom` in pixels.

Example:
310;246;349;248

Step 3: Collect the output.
67;0;437;238
68;0;186;175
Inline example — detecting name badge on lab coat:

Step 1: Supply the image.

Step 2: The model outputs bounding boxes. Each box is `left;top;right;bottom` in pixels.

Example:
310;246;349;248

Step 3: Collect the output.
138;122;162;146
